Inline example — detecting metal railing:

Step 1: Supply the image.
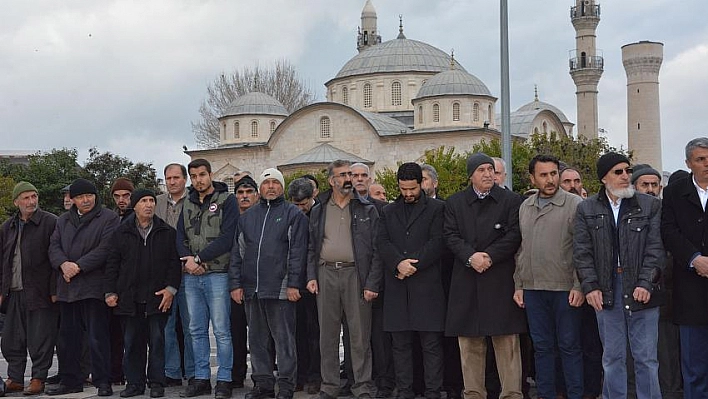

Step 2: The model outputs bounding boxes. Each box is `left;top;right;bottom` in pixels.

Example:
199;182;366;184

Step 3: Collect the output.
571;4;600;19
569;55;604;71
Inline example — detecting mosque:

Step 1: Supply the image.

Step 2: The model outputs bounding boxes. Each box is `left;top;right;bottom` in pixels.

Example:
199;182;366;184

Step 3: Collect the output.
185;0;662;184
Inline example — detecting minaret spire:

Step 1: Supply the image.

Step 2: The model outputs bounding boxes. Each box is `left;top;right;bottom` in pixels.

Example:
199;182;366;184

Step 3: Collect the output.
357;0;382;52
397;14;406;39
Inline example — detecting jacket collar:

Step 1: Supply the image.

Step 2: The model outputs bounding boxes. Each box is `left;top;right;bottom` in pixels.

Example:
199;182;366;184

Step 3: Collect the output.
677;173;704;210
392;191;429;227
525;188;569;209
187;181;229;204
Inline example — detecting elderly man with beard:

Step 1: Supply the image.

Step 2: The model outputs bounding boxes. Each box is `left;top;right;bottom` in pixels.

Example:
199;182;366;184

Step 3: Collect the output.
632;165;663;197
574;152;664;399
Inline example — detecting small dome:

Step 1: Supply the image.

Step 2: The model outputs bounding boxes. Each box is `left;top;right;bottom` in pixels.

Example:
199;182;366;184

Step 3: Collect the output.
515;98;571;124
361;0;376;18
415;69;492;99
221;92;288;118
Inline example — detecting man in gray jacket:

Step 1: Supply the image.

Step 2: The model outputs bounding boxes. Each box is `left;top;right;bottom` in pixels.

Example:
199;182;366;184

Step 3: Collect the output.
513;155;584;399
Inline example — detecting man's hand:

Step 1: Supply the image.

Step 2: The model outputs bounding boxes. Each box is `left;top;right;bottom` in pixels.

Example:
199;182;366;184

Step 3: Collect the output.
287;288;301;302
513;290;524;308
470;252;492;273
60;261;81;282
105;294;118;307
307;280;319;295
180;256;205;275
694;255;708;277
230;288;244;304
568;289;585;307
363;290;378;302
586;290;603;311
633;287;651;304
155;289;174;312
51;295;57;303
396;259;419;279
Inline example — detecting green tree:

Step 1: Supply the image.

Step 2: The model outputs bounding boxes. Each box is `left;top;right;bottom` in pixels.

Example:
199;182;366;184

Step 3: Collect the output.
0;176;17;222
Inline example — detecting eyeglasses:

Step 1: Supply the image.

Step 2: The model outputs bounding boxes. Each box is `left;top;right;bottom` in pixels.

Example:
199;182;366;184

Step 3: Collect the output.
612;167;633;176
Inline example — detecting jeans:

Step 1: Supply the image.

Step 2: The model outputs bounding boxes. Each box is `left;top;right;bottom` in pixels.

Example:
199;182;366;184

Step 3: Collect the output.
165;285;194;379
245;295;297;393
121;304;168;387
184;272;233;382
679;325;708;399
595;273;660;399
524;290;583;399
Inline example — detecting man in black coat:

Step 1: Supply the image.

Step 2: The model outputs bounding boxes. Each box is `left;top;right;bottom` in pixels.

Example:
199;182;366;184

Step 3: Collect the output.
105;189;182;398
377;163;446;399
444;153;525;399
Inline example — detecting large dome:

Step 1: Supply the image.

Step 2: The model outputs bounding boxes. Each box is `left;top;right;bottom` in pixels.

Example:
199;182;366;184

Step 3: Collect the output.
333;37;467;80
221;92;289;118
415;68;492;99
515;98;571;124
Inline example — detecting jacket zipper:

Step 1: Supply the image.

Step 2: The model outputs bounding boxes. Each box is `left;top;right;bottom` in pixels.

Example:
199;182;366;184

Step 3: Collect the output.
255;201;271;293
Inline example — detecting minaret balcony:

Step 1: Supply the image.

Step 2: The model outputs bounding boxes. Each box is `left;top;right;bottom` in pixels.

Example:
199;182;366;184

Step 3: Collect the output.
569;55;604;72
570;4;600;19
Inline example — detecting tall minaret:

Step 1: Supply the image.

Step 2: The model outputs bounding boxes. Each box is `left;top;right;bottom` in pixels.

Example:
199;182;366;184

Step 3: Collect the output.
569;0;603;139
622;41;664;172
357;0;381;52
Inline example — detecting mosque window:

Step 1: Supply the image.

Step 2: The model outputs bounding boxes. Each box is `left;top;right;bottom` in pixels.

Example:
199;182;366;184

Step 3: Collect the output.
320;116;331;139
534;127;539;135
391;81;402;106
473;103;480;122
251;120;259;138
222;122;226;140
342;86;349;105
452;102;460;121
433;104;440;123
418;106;423;124
364;83;372;108
488;104;493;122
234;121;240;139
270;120;276;134
542;121;548;133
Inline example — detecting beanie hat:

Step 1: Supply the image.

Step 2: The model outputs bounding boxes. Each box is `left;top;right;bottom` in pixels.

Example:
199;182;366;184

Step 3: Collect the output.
630;164;662;184
130;188;156;208
234;175;258;192
60;184;71;193
110;177;135;194
12;181;37;200
69;178;98;198
466;153;495;177
596;152;630;181
257;168;285;189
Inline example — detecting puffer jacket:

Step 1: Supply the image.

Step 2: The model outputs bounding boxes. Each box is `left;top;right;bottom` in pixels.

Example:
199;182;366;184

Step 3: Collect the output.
229;196;308;299
574;188;665;311
307;191;382;293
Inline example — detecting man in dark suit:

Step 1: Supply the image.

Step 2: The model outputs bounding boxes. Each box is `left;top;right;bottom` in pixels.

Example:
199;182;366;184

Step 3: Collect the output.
661;137;708;399
377;163;446;399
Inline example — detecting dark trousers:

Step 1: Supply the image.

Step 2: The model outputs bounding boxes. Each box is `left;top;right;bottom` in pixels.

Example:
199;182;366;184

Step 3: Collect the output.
442;335;463;397
110;312;124;383
391;331;443;399
679;325;708;399
371;300;395;392
0;291;59;381
230;301;248;384
58;299;112;388
296;291;320;385
556;303;603;397
121;305;168;388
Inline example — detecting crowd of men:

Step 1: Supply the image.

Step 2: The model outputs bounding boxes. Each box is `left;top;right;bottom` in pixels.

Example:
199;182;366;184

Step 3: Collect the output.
2;137;708;399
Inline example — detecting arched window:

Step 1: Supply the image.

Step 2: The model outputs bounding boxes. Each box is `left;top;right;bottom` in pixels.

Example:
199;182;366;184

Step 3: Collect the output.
233;121;240;139
534;127;539;135
473;103;480;122
488;104;492;122
363;83;372;108
270;121;276;134
342;86;349;105
542;121;548;134
320;116;331;139
418;106;423;124
222;122;226;140
433;104;440;123
391;81;402;106
251;120;259;138
452;102;460;121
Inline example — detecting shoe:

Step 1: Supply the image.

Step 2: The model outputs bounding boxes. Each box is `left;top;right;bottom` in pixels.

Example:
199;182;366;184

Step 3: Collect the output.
45;375;61;385
23;379;44;396
98;383;114;396
231;380;245;389
295;385;304;392
359;394;372;399
181;379;212;397
45;384;83;396
5;379;24;393
150;383;165;398
276;390;293;399
244;385;275;399
375;388;393;398
306;382;321;395
339;386;353;397
120;384;145;397
445;390;461;399
318;393;336;399
166;377;183;387
214;381;232;399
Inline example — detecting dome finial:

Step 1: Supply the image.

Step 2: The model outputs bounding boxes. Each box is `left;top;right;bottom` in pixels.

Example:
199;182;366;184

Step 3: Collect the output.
450;49;456;70
534;84;539;101
397;14;406;39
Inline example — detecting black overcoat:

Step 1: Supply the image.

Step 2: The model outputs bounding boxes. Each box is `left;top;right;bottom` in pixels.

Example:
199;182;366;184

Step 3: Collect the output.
377;193;446;332
443;184;526;337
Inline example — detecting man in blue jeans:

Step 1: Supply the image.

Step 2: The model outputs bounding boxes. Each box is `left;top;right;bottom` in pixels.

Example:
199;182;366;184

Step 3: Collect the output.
513;155;584;399
176;159;238;399
574;152;664;399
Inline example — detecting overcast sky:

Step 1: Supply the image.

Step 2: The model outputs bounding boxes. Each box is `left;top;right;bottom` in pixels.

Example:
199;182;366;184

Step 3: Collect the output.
1;0;706;180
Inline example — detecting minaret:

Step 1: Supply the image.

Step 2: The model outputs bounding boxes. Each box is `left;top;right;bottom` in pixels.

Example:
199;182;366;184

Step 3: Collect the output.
357;0;381;52
569;0;603;139
622;41;664;172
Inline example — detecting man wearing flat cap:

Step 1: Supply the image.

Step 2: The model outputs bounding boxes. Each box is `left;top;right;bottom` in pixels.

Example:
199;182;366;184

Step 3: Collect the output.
444;152;525;399
631;164;663;197
47;178;120;396
574;152;664;399
0;182;59;395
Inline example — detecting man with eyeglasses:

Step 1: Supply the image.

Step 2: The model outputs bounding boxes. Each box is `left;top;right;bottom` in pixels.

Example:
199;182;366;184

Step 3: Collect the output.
574;152;664;399
631;164;663;197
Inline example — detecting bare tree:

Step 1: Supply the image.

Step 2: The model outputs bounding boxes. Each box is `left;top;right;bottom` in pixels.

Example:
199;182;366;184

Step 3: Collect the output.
192;59;316;148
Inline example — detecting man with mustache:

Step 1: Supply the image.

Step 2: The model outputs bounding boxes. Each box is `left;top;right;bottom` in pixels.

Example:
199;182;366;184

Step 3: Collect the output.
560;167;584;197
235;175;259;215
632;164;663;197
513;155;584;399
574;152;664;399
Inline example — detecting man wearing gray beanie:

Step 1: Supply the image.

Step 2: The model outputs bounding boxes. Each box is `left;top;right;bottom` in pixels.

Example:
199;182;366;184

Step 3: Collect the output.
631;164;663;197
